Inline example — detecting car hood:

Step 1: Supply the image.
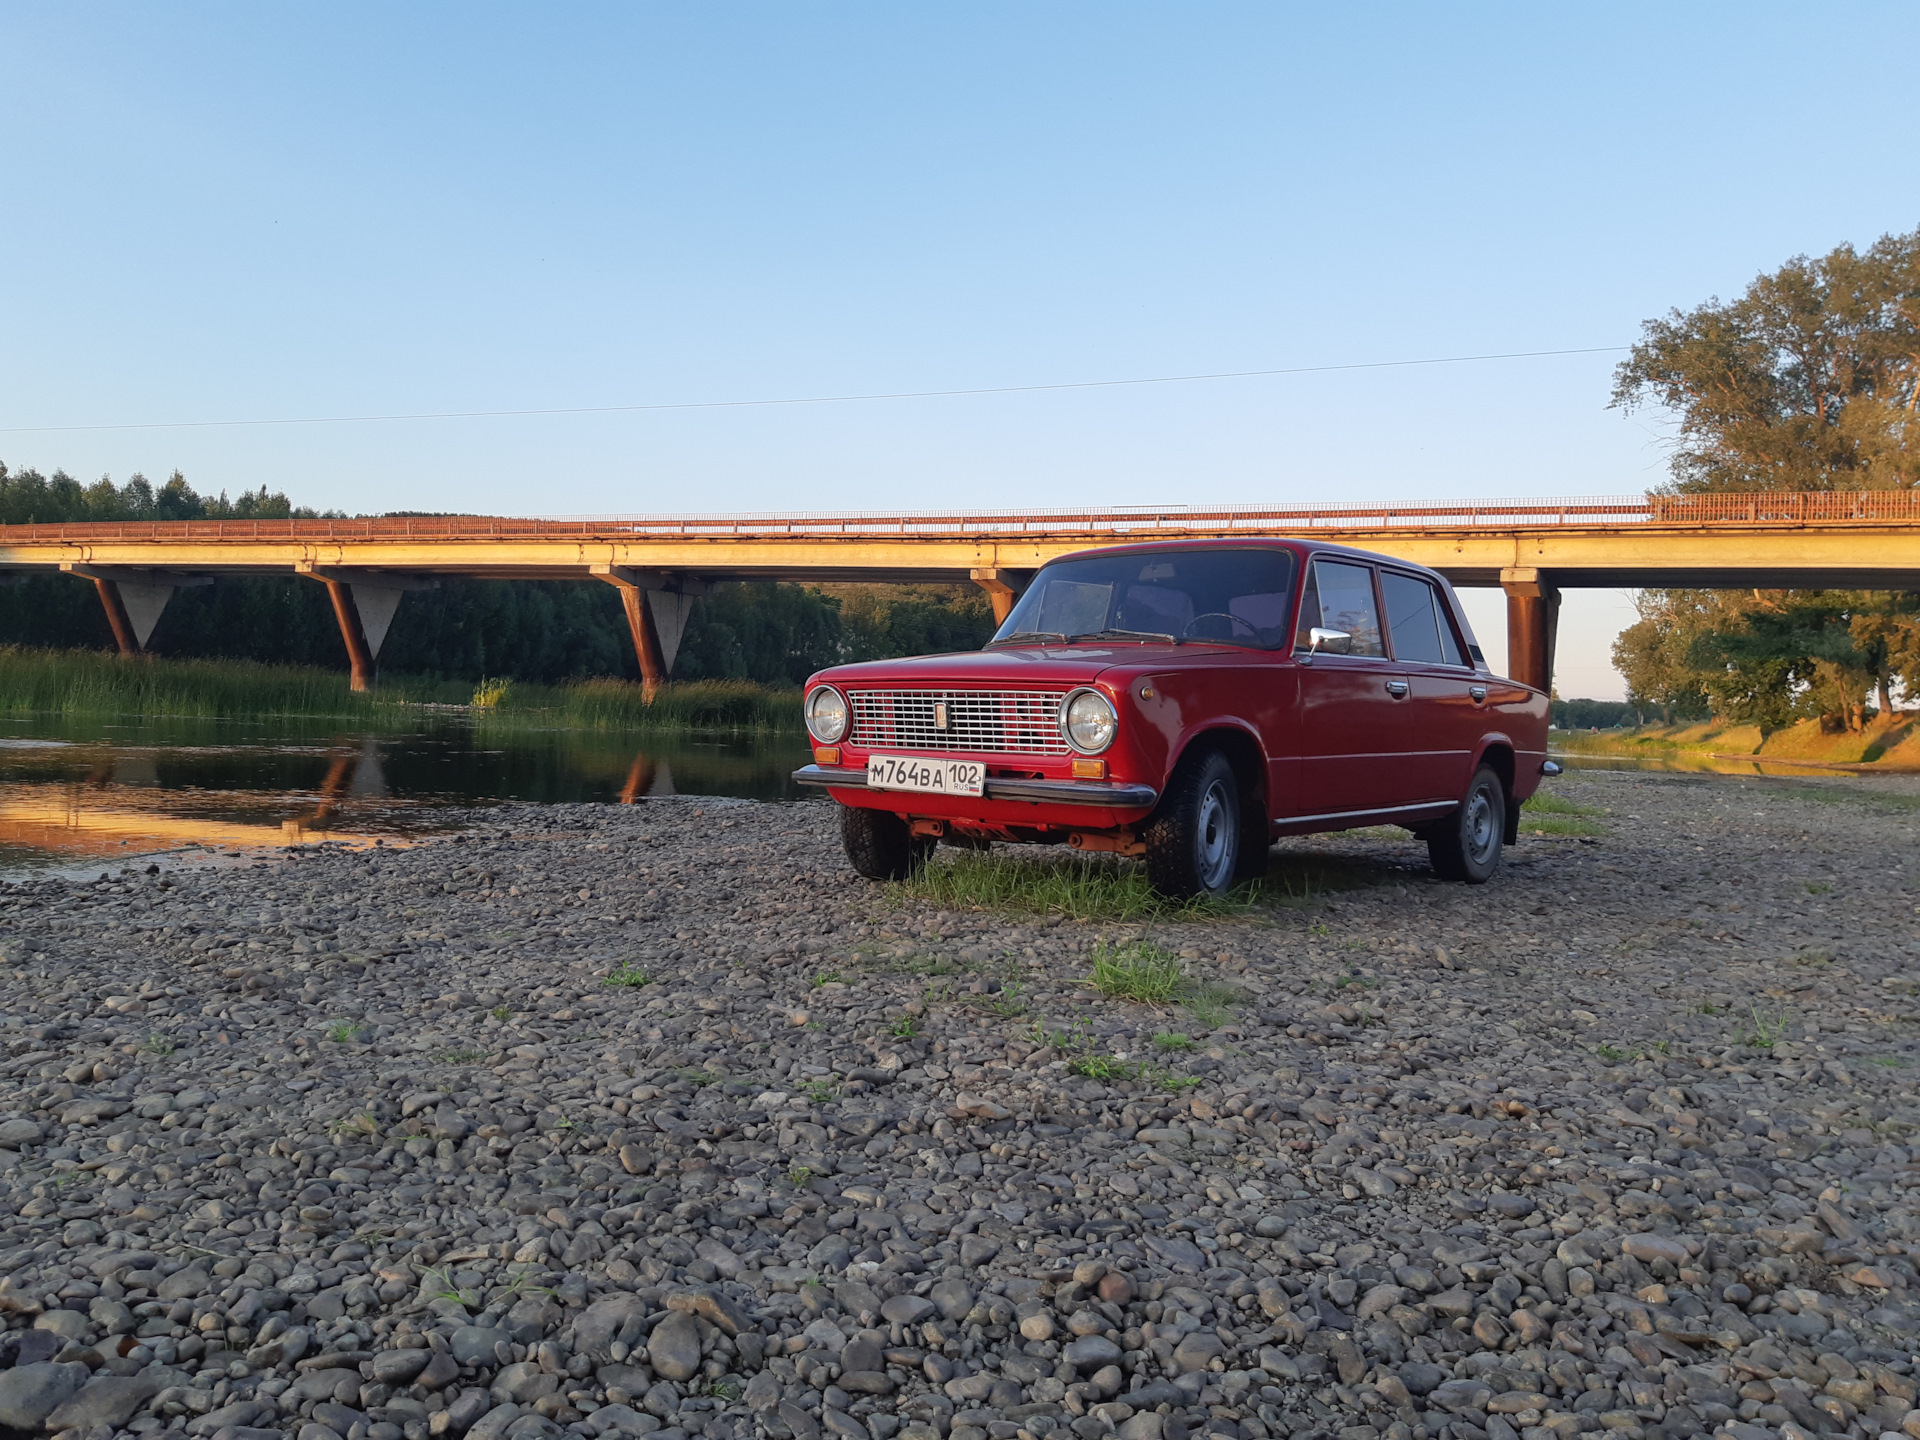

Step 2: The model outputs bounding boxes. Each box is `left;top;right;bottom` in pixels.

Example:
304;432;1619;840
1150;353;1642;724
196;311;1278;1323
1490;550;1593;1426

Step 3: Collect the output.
811;643;1227;689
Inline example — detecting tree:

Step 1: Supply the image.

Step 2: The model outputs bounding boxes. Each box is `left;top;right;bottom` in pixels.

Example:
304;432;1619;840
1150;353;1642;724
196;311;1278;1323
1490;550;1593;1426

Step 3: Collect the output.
1611;227;1920;493
1609;230;1920;728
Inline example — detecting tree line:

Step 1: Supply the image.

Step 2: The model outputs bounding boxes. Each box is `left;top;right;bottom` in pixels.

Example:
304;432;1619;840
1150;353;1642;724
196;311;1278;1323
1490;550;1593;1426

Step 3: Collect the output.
0;466;996;684
1610;225;1920;729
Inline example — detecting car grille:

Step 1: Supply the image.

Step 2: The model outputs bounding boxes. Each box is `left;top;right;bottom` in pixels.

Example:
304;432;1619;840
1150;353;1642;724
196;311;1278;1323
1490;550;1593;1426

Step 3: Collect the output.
848;688;1070;755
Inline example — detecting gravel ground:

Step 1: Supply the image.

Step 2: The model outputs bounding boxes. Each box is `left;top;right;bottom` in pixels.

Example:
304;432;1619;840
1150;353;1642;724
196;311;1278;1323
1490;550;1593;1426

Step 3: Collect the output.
0;769;1917;1440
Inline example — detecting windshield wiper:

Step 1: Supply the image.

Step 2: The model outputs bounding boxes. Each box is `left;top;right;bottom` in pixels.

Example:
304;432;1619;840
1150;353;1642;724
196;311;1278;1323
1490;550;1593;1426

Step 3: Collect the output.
986;630;1069;648
1071;628;1180;644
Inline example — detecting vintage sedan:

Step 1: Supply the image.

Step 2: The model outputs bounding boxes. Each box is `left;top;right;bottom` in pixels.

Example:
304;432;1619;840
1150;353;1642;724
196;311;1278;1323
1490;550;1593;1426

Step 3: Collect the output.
793;540;1554;896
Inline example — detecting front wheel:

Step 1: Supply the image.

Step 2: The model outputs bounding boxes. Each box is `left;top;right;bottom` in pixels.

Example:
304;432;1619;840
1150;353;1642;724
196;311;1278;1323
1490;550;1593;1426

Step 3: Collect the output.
1144;749;1241;899
840;806;934;881
1427;766;1505;883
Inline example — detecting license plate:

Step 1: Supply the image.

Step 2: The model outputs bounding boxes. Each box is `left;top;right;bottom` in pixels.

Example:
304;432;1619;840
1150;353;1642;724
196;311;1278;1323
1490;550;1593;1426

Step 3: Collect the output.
866;754;986;797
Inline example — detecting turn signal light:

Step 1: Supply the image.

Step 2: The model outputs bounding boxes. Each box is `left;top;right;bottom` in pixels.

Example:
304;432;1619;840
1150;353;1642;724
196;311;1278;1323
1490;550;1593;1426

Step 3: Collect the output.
1071;758;1107;780
814;747;841;766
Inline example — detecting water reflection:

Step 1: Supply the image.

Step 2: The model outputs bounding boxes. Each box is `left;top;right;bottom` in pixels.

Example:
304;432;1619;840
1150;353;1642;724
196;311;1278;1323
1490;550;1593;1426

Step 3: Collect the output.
1552;748;1914;778
0;716;814;877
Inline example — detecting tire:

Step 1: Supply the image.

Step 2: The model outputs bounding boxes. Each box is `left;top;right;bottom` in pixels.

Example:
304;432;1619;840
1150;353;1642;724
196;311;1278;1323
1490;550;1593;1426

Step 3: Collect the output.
1427;766;1506;883
1144;749;1242;899
840;806;933;881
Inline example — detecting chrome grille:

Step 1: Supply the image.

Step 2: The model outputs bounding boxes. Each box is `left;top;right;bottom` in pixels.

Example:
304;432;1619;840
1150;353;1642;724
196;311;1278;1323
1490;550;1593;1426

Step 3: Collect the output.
849;688;1070;755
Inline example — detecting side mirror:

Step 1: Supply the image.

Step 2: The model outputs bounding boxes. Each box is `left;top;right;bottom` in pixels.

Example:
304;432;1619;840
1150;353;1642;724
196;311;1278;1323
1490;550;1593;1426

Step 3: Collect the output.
1308;627;1352;655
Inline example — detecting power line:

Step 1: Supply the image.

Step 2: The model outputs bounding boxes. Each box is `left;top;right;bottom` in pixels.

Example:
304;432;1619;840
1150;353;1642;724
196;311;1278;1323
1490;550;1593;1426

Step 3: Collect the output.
0;344;1627;436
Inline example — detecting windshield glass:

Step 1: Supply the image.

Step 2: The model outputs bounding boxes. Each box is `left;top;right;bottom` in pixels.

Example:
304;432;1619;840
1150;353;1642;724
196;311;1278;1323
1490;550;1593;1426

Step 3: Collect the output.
990;548;1299;649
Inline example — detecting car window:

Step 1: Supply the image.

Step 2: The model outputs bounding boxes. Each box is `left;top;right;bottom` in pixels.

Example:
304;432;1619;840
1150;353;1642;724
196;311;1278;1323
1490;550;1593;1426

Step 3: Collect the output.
993;548;1298;649
1381;571;1453;664
1300;559;1385;657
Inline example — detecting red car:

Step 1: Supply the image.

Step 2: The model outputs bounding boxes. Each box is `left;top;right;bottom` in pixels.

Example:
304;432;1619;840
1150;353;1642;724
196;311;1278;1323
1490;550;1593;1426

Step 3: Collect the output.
794;540;1554;896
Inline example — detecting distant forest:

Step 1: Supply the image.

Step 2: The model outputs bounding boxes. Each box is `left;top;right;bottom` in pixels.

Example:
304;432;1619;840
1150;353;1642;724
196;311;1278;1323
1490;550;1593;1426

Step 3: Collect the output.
0;465;996;684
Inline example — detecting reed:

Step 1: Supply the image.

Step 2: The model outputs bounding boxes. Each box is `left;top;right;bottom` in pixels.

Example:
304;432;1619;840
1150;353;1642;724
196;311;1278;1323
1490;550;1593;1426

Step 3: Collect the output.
0;645;805;732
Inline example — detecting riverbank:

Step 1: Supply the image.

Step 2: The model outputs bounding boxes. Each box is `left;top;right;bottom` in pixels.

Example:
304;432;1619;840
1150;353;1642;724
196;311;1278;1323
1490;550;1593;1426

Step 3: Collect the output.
0;645;802;732
0;771;1913;1440
1554;715;1920;771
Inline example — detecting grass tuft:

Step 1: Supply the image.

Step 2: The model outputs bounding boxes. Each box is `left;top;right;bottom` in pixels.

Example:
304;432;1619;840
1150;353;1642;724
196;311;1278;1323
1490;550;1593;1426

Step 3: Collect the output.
1087;939;1185;1003
891;850;1246;922
602;962;651;988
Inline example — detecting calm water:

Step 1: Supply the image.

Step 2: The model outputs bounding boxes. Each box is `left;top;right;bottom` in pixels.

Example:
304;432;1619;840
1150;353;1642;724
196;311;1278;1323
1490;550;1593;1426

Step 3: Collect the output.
0;715;814;879
1;715;1895;880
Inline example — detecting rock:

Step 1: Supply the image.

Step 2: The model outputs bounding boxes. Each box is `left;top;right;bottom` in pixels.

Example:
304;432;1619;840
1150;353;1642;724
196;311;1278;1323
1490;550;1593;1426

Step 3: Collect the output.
1170;1331;1225;1373
44;1373;165;1430
665;1286;752;1335
0;1363;88;1430
1357;1283;1405;1320
453;1326;515;1366
955;1093;1011;1120
1620;1234;1691;1266
1064;1335;1123;1368
374;1351;435;1390
881;1294;935;1325
571;1294;645;1365
958;1235;1000;1267
1349;1167;1397;1198
646;1311;702;1381
156;1262;211;1300
0;1119;42;1147
929;1279;974;1320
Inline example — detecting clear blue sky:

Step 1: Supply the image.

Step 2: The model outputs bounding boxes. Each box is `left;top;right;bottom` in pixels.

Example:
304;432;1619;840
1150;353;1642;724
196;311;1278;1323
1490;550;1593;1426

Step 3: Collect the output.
4;4;1917;697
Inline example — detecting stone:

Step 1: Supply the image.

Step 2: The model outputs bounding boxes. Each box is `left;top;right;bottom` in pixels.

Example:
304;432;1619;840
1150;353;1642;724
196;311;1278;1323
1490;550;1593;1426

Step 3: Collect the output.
1064;1335;1124;1368
453;1326;515;1366
0;1363;88;1430
646;1311;702;1381
46;1373;167;1430
881;1294;935;1325
929;1279;974;1320
1170;1331;1225;1373
374;1351;435;1390
572;1295;645;1364
1620;1234;1691;1266
157;1262;212;1300
0;1119;43;1147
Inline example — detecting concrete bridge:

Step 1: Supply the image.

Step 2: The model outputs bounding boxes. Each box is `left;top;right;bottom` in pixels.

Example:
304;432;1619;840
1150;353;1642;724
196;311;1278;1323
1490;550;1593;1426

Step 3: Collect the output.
3;489;1917;693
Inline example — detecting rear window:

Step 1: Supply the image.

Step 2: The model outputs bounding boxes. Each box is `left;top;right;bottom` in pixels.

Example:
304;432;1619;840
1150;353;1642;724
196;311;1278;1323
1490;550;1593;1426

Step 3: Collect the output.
1380;571;1467;666
994;548;1298;649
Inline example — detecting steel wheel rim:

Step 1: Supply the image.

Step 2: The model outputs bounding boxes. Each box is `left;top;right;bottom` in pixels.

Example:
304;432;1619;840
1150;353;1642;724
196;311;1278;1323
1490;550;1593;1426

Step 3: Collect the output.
1464;787;1497;865
1196;778;1235;890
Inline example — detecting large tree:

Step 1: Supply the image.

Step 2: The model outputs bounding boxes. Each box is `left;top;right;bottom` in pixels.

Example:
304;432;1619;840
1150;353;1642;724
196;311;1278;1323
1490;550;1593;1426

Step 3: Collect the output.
1608;230;1920;728
1612;227;1919;493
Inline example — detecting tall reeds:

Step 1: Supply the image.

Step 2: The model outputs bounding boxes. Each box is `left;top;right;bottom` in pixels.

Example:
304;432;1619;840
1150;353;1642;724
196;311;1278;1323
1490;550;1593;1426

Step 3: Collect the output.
0;645;804;732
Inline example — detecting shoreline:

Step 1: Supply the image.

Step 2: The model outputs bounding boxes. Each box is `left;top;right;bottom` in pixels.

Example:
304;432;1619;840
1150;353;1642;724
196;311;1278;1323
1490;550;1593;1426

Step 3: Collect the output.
0;776;1913;1440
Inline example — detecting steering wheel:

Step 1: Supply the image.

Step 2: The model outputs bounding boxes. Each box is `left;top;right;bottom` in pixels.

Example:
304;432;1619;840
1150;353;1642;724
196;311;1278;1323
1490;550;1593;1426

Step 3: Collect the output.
1183;613;1244;640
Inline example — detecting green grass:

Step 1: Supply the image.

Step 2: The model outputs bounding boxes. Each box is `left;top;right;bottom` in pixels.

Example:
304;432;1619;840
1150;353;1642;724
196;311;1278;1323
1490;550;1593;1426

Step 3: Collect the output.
0;643;802;732
1087;939;1186;1003
1151;1031;1195;1051
1184;983;1237;1030
1520;789;1606;836
891;850;1248;922
1740;1006;1790;1050
603;961;652;988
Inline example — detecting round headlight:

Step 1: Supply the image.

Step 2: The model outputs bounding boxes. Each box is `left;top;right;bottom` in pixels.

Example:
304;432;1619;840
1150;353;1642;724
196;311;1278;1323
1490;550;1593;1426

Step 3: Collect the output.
1062;688;1117;754
806;685;849;744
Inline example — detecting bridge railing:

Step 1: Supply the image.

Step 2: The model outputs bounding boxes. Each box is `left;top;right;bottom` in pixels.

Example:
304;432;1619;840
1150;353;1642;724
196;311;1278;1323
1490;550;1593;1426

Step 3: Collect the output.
2;490;1918;543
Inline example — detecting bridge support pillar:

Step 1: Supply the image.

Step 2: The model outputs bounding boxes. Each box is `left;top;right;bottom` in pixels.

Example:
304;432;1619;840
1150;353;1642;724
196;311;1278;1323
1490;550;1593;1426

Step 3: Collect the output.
592;567;705;702
295;566;436;692
61;565;212;656
970;568;1030;626
1501;568;1560;694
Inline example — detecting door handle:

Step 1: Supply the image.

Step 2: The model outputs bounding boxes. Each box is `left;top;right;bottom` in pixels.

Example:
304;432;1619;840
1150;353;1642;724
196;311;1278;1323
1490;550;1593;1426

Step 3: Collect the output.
1469;684;1487;703
1385;679;1409;698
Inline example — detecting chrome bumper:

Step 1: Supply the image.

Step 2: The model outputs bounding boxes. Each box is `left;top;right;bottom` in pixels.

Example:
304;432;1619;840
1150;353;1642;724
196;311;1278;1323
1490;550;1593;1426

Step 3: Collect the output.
792;764;1158;809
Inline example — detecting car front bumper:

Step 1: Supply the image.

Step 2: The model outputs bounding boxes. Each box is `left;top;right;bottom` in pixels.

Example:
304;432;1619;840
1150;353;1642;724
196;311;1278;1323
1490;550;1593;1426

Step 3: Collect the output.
791;764;1158;809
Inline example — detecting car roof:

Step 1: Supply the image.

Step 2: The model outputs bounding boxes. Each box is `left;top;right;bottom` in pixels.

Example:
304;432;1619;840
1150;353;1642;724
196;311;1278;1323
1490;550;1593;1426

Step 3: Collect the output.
1047;535;1445;579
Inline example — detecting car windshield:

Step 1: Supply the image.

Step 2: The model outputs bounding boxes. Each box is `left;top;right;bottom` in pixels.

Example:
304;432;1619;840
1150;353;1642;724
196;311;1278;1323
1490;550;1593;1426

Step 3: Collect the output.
989;548;1298;650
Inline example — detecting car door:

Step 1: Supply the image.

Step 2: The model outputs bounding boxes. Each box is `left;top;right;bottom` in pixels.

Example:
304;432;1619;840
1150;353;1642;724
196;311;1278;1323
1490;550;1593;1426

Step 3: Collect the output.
1291;557;1412;815
1380;568;1481;803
